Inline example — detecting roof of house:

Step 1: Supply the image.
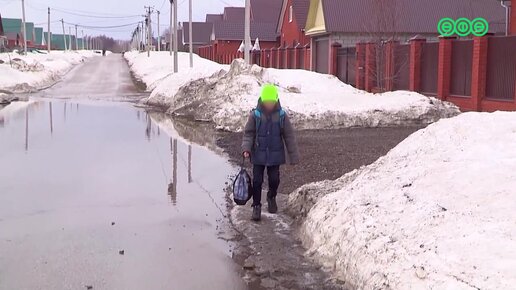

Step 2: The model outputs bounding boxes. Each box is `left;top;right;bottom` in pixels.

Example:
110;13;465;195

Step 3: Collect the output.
206;14;223;23
277;0;310;33
2;18;22;34
224;7;245;21
314;0;505;34
183;22;213;44
5;32;20;41
250;0;283;23
213;21;278;41
25;22;34;41
34;27;43;45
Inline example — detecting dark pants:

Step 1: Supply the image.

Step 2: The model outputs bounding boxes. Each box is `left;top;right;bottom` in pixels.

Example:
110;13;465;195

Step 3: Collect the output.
252;165;280;206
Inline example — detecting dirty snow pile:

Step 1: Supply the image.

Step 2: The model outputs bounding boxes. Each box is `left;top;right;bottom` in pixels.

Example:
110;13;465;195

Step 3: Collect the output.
288;112;516;290
168;59;459;131
0;50;97;93
123;51;226;106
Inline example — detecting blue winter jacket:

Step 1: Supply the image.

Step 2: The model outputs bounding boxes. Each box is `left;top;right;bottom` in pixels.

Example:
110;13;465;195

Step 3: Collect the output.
241;100;300;166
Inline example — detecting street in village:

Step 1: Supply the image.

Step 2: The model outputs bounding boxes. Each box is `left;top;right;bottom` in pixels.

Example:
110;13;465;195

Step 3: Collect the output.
1;0;516;289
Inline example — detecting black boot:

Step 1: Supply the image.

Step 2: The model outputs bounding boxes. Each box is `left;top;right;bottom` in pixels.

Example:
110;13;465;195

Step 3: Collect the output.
252;205;261;221
267;197;278;214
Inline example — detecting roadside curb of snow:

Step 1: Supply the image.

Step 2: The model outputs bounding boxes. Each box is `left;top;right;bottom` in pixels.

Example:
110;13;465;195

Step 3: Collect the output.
0;51;97;94
166;59;460;132
286;112;516;289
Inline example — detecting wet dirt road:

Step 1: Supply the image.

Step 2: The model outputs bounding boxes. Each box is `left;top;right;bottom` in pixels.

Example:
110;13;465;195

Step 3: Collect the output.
0;55;245;290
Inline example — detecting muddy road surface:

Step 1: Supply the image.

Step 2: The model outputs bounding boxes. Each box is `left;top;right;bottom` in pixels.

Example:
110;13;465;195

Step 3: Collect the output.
0;55;245;290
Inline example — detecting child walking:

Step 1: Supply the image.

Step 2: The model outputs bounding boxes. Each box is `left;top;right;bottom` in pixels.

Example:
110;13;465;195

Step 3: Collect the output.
242;84;299;221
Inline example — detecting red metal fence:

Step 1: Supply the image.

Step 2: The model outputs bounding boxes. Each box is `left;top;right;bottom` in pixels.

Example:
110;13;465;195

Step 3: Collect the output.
199;35;516;112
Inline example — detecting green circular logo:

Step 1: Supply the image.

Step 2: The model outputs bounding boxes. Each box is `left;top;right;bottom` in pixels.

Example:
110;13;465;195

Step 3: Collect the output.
471;18;489;36
438;18;455;37
454;18;472;37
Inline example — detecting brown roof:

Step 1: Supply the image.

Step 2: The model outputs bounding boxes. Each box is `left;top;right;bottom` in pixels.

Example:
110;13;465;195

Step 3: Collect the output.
224;7;245;21
250;0;283;23
182;22;213;44
206;14;223;23
321;0;506;34
213;21;278;41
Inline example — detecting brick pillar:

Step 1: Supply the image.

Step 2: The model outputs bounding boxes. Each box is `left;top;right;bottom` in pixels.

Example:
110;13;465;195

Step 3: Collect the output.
437;37;454;101
364;42;376;92
471;36;489;111
356;43;366;90
409;38;425;92
384;41;398;91
277;46;283;69
304;44;310;70
330;43;341;76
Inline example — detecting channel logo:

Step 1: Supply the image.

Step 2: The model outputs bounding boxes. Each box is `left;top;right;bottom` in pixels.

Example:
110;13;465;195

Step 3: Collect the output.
437;17;489;37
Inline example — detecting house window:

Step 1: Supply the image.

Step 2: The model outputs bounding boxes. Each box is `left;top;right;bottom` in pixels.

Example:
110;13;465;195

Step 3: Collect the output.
289;5;293;23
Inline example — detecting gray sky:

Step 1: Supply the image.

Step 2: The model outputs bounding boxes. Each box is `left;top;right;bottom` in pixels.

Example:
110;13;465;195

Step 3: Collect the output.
1;0;246;39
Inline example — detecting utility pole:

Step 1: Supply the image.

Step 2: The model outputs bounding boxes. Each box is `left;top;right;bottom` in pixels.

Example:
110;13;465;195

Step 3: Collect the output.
21;0;28;54
173;0;178;72
61;19;67;51
169;0;173;56
144;6;153;57
47;7;51;52
75;25;78;51
244;0;251;65
189;0;193;67
157;10;161;51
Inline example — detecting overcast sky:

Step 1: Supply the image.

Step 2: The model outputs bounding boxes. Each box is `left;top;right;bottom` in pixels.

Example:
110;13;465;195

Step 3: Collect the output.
1;0;246;39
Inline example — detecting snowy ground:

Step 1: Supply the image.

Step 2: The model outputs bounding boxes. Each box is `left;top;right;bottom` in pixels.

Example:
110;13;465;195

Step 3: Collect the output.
288;112;516;290
124;53;459;131
0;50;98;93
123;51;227;107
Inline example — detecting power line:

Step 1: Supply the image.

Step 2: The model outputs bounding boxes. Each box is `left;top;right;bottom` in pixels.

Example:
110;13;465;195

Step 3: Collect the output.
63;21;142;29
51;8;141;19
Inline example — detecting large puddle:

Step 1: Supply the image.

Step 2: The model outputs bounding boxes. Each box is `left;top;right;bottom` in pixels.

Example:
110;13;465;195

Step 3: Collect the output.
0;100;245;290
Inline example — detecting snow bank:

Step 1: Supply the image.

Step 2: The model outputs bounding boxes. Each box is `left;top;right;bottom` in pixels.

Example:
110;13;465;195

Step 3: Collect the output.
288;112;516;289
123;51;227;107
169;59;459;131
0;50;97;93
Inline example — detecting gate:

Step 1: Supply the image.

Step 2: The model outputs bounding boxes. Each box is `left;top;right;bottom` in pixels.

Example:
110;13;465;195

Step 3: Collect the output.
336;47;356;87
420;42;439;95
450;40;473;96
486;36;516;100
315;38;329;74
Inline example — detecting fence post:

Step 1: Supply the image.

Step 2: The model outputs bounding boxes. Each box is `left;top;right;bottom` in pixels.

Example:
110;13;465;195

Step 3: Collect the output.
365;42;376;92
284;46;290;69
471;36;489;111
409;38;425;92
437;37;455;101
385;40;398;91
356;43;366;90
330;42;341;76
303;44;310;70
271;47;276;68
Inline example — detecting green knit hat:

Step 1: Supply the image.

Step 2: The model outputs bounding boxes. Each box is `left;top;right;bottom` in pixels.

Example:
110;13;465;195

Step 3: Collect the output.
260;84;279;103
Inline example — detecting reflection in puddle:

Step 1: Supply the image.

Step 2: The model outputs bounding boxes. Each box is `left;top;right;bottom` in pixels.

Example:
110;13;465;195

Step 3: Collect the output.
0;99;245;290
